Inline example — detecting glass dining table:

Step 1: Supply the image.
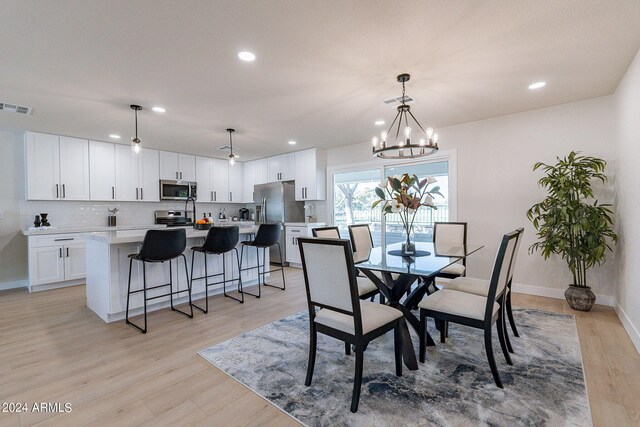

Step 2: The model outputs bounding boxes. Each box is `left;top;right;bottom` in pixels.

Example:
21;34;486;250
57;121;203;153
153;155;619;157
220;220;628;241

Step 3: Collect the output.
355;241;484;370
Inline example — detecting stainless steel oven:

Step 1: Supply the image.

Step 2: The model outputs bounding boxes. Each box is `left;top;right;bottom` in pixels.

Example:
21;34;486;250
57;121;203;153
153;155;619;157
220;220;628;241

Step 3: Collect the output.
159;180;197;201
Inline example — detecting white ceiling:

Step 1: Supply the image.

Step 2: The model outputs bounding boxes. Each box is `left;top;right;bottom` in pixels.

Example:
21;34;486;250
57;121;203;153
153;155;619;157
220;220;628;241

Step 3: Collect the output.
1;0;639;160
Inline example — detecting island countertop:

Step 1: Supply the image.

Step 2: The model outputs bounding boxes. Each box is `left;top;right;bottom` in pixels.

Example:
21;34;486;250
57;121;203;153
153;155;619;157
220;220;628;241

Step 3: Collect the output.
85;224;260;245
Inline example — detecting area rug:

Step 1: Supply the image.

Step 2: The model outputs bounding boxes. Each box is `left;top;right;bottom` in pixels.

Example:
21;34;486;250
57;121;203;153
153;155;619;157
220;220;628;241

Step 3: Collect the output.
198;308;591;426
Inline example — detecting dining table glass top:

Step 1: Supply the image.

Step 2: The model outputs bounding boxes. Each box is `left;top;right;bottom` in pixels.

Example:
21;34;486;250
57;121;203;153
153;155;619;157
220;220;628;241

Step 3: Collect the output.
355;241;484;277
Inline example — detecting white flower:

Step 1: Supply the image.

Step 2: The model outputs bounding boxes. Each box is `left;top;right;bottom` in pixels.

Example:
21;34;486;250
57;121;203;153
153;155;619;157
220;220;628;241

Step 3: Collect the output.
426;176;437;185
423;195;435;207
390;201;403;213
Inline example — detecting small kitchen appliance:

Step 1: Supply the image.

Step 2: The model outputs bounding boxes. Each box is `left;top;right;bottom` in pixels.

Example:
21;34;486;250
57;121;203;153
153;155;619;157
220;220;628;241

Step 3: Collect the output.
154;210;194;227
239;208;250;221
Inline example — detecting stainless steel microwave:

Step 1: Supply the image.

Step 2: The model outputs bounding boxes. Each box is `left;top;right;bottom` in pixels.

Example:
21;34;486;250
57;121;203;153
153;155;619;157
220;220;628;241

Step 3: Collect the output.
159;180;197;201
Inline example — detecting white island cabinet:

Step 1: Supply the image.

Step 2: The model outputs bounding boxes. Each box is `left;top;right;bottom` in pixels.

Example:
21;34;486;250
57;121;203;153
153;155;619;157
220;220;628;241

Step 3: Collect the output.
85;225;264;323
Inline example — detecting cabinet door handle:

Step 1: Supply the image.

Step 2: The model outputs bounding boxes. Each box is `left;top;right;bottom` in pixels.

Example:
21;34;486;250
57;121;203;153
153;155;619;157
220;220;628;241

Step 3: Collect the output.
59;248;62;258
180;172;183;179
62;184;66;198
136;188;139;200
140;187;143;200
230;192;232;202
56;184;59;198
112;186;115;199
66;248;69;257
54;238;74;242
214;191;217;201
176;172;179;179
210;191;213;201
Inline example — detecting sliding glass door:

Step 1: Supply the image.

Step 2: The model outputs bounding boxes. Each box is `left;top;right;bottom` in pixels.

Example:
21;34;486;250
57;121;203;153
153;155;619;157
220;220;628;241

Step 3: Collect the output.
330;156;453;248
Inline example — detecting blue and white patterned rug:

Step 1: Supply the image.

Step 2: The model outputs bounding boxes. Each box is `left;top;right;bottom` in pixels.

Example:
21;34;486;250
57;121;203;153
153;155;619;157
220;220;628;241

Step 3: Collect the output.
199;308;591;426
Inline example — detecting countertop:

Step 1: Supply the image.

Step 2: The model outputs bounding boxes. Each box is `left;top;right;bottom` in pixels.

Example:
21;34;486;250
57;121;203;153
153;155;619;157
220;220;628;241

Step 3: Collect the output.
85;224;260;244
22;224;166;236
284;222;327;227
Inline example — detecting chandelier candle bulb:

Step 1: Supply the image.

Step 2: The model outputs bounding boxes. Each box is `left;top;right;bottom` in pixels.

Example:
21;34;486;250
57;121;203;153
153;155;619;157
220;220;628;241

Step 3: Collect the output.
372;136;379;147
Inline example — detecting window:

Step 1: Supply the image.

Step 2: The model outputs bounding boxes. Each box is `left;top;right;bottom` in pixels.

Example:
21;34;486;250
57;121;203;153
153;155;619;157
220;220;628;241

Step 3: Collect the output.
330;154;455;248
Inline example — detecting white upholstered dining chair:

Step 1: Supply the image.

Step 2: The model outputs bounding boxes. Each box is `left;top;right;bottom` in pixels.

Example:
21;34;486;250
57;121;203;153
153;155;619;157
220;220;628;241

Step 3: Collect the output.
418;229;520;388
433;222;468;278
298;237;404;413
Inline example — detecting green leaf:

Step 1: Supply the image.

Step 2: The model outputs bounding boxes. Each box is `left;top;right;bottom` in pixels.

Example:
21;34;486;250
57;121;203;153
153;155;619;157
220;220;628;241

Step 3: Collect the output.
375;186;385;200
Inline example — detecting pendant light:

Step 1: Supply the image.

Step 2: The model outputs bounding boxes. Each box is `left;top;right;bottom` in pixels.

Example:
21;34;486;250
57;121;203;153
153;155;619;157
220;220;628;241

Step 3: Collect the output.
130;104;143;155
227;128;236;166
371;74;438;159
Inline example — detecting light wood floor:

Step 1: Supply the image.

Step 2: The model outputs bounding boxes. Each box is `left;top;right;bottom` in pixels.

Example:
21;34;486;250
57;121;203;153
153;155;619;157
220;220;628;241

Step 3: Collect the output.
1;268;639;427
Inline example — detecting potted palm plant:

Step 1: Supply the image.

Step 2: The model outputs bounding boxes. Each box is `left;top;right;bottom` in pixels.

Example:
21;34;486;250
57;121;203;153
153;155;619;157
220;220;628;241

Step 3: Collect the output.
527;152;617;311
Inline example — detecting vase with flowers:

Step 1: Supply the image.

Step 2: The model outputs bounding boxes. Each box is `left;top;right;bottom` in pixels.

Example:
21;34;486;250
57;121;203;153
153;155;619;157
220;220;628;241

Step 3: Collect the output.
372;173;442;256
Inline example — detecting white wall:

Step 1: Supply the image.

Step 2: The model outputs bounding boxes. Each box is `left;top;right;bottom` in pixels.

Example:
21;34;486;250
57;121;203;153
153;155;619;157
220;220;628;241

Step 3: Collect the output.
323;96;616;300
613;47;640;351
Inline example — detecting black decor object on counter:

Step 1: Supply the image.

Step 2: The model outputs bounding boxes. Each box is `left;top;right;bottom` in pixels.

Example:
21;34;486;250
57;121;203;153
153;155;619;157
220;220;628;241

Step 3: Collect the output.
39;213;50;227
34;215;41;227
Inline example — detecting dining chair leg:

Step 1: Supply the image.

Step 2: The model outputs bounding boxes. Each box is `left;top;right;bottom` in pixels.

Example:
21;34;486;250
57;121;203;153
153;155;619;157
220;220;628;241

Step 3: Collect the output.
484;326;503;388
503;302;514;354
182;254;193;318
394;321;402;377
440;323;446;343
345;342;351;355
419;309;426;363
305;325;317;386
506;289;520;337
497;312;513;365
351;345;364;413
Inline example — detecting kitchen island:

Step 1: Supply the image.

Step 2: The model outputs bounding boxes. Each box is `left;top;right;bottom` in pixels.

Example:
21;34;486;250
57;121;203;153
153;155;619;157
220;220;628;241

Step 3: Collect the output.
85;225;263;322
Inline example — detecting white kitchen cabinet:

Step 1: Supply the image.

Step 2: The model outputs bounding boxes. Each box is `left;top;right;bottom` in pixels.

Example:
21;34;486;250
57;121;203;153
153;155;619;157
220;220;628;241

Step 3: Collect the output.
115;145;159;202
89;141;116;201
228;162;243;203
139;148;160;201
294;148;326;201
242;160;257;203
268;153;294;182
159;151;195;181
27;233;86;291
211;158;229;203
284;225;308;267
25;132;89;200
256;158;269;184
196;156;214;202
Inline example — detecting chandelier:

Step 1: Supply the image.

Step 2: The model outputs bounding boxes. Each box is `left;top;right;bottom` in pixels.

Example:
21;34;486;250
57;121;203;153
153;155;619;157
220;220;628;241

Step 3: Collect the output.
372;74;438;159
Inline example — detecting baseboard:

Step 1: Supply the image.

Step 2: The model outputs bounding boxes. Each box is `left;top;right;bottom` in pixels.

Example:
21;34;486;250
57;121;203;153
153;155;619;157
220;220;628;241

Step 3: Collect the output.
0;280;28;291
511;283;615;307
614;303;640;354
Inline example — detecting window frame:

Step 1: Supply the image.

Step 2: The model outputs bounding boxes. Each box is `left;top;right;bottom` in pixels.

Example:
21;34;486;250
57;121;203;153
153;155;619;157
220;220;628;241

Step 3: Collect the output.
326;149;458;243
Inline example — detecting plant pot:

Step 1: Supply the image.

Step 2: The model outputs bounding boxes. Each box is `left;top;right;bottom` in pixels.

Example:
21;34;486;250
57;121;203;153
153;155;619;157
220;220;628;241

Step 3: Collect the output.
564;285;596;312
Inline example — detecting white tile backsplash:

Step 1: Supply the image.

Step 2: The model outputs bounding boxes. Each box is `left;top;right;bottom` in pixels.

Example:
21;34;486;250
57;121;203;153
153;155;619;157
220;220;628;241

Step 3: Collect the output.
20;200;250;230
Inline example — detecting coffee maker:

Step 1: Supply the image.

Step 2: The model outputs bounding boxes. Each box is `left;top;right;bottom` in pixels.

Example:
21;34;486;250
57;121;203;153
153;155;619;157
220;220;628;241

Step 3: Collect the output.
239;208;250;221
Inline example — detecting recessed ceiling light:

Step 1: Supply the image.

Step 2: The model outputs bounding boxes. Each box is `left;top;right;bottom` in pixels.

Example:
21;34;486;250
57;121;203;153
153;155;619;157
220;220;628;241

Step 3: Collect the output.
238;51;256;62
152;106;166;113
109;134;121;139
288;140;297;145
528;81;546;90
375;120;385;126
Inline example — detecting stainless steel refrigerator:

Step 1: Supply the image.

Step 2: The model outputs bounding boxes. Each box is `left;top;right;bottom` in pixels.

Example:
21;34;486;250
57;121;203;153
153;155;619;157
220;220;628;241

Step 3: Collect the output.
254;181;305;265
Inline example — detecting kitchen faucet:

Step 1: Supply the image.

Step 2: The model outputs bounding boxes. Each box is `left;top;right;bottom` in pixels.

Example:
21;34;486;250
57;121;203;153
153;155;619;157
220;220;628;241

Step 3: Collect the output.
185;196;196;227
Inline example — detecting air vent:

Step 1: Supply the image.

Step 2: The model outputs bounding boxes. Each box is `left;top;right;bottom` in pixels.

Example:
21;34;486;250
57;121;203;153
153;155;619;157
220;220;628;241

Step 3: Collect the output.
0;102;32;115
383;95;414;106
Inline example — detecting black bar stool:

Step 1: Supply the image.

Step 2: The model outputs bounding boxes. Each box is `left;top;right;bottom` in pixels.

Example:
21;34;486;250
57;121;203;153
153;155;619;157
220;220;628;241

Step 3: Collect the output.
125;228;193;334
239;223;286;298
190;226;243;312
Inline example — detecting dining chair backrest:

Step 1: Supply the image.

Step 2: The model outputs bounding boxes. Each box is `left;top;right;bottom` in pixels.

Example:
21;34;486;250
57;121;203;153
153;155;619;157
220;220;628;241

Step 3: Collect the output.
138;228;186;262
348;224;374;263
312;226;341;239
433;222;467;245
484;230;520;320
298;238;362;331
507;228;525;286
200;226;240;254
